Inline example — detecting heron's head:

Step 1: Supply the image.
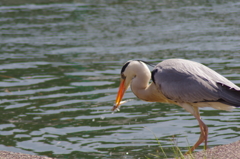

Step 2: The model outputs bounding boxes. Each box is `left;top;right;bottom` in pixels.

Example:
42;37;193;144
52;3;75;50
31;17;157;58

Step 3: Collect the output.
112;60;150;111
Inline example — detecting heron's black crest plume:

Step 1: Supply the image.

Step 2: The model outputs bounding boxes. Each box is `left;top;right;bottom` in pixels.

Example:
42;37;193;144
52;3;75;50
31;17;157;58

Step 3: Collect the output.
121;60;155;74
137;60;156;67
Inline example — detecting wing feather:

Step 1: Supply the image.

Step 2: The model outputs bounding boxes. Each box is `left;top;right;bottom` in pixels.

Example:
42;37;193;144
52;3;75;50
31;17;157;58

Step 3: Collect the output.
153;59;240;105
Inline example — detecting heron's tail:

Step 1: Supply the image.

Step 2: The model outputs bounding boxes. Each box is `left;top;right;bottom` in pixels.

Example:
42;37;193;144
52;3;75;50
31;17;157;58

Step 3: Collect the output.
217;82;240;107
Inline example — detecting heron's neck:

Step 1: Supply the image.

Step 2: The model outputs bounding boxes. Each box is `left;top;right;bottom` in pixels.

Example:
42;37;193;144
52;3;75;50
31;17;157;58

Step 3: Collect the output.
131;74;171;103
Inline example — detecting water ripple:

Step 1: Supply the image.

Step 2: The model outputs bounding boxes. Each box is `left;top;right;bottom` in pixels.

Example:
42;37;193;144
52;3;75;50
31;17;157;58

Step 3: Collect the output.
0;1;240;159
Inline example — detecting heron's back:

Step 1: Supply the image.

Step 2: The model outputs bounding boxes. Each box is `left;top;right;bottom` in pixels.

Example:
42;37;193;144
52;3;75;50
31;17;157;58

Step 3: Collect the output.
152;59;240;108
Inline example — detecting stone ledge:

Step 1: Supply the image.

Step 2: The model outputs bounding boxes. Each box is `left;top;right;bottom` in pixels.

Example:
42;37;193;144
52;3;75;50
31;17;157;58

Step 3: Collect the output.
0;141;239;159
0;151;55;159
184;140;240;159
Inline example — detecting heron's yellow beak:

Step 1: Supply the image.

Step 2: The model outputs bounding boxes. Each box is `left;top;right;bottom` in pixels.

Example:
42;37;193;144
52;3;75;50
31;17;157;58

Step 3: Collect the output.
112;79;126;111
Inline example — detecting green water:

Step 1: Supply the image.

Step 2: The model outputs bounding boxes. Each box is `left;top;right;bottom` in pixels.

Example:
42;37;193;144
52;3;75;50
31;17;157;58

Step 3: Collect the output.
0;0;240;158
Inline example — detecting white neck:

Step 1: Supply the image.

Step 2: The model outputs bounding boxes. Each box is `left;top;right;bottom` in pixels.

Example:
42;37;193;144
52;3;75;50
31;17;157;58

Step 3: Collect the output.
130;69;171;103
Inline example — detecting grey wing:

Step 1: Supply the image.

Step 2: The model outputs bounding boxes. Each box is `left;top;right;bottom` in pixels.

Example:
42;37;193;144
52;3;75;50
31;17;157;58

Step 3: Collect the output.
153;59;240;105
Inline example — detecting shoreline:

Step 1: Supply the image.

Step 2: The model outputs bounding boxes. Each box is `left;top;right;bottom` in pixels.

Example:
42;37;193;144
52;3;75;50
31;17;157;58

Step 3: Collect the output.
185;140;240;159
0;151;55;159
0;140;239;159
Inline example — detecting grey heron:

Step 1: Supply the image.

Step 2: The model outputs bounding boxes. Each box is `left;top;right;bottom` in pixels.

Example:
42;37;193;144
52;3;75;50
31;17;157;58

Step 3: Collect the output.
112;59;240;153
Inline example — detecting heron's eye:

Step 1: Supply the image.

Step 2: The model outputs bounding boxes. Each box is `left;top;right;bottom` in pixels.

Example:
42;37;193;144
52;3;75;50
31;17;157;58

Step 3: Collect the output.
121;73;126;79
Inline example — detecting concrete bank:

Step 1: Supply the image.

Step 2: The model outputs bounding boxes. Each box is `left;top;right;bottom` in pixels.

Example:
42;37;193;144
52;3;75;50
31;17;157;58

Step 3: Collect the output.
0;151;55;159
0;140;239;159
185;140;240;159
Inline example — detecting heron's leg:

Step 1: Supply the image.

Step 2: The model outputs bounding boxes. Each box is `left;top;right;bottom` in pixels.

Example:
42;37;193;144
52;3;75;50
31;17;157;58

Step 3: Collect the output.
185;107;208;154
186;117;208;154
194;107;208;150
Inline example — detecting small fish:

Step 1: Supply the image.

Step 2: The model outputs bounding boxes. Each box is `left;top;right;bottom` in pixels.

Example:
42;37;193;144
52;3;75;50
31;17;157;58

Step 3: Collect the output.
119;100;128;105
112;100;131;111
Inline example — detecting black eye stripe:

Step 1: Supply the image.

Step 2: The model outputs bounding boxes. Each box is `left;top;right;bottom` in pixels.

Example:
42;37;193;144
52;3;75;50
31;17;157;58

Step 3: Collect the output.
121;61;130;73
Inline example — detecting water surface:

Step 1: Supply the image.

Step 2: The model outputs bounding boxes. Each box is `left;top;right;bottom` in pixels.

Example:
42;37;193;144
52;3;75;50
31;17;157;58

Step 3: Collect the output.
0;0;240;158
